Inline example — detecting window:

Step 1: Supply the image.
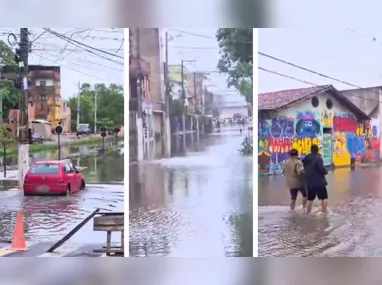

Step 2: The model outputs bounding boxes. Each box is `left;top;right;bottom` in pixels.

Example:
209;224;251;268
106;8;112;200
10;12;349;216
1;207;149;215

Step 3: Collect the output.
40;94;47;101
39;103;43;110
64;164;72;173
30;164;60;174
311;96;319;107
40;80;46;86
326;98;333;109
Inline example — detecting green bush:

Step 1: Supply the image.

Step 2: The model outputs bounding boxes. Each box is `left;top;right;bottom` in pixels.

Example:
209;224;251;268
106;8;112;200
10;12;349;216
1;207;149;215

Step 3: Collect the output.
239;136;253;155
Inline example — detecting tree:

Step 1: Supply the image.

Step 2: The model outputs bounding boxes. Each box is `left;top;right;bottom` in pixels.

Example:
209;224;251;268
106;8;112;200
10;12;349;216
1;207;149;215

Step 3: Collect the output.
0;40;18;119
216;29;253;104
0;40;16;66
66;83;124;132
0;80;19;119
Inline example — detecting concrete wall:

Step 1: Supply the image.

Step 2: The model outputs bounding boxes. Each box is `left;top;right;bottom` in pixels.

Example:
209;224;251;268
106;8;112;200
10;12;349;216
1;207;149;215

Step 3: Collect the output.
259;91;380;175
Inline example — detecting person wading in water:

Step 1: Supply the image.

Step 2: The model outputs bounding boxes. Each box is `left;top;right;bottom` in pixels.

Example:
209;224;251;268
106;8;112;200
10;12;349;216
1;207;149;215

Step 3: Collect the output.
283;148;307;211
302;144;328;214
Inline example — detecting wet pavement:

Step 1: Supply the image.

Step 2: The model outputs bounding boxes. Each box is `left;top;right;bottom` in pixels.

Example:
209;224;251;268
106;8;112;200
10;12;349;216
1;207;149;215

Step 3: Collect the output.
129;127;253;257
259;166;382;257
0;147;124;245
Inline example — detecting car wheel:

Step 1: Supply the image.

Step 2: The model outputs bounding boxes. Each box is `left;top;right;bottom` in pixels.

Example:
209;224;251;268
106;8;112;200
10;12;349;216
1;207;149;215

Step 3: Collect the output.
80;180;85;190
66;185;71;196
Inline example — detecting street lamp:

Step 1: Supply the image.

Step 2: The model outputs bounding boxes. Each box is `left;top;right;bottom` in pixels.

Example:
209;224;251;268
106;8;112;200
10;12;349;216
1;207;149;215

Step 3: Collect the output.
100;127;106;152
55;124;63;160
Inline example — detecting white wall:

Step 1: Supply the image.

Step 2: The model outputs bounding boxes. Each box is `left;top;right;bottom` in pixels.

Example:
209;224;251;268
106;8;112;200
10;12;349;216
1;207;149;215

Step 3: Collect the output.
276;91;353;118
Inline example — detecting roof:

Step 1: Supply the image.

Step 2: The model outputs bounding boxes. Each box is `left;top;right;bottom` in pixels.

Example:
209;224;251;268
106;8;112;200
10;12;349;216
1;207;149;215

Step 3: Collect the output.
258;85;370;120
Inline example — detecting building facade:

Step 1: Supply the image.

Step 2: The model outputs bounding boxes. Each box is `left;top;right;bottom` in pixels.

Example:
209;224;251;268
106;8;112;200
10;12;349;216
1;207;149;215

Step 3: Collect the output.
60;101;71;133
130;28;165;138
258;85;374;175
3;65;61;133
129;56;151;162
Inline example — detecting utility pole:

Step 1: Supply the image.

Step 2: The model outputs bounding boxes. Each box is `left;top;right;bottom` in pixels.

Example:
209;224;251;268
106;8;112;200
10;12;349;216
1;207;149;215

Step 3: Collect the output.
94;85;97;134
17;28;30;187
76;82;80;132
163;32;171;157
180;60;195;136
136;28;144;161
181;60;186;136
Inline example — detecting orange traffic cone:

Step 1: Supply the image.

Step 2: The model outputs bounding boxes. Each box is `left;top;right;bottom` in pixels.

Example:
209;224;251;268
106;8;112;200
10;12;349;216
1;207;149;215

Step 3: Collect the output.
11;212;27;251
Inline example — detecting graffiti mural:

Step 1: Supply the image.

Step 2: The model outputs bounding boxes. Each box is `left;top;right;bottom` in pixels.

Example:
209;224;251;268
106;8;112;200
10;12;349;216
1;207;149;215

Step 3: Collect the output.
258;117;294;175
258;120;271;174
322;134;332;165
332;114;380;165
321;111;333;128
258;110;380;175
295;112;321;138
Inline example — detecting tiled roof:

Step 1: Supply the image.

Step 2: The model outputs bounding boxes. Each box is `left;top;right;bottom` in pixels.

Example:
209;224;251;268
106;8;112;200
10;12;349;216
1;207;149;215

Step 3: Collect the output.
258;85;332;110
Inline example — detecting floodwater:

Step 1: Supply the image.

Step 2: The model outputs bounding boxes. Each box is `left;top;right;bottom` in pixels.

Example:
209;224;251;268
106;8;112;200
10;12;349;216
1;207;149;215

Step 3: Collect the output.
259;166;382;257
129;127;253;257
0;146;124;244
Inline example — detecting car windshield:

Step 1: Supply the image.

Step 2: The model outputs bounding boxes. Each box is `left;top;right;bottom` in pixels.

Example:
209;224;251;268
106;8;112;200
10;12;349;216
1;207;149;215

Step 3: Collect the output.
30;164;60;174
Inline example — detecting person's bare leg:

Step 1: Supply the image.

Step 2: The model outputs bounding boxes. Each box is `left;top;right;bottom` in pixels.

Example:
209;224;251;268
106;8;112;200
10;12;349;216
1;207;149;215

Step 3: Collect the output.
290;199;296;210
307;200;313;214
321;199;328;213
302;197;307;210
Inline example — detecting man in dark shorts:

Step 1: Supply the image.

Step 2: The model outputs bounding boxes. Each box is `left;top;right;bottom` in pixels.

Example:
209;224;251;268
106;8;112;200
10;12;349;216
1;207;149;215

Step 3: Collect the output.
302;144;328;214
283;148;307;210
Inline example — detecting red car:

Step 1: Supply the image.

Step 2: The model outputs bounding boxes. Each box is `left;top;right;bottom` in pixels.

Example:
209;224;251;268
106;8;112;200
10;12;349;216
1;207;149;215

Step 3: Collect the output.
23;160;86;196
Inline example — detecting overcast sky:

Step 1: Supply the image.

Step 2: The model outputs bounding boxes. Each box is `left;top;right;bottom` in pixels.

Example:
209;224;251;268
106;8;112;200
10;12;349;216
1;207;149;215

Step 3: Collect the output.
259;28;382;93
165;28;247;104
0;28;124;99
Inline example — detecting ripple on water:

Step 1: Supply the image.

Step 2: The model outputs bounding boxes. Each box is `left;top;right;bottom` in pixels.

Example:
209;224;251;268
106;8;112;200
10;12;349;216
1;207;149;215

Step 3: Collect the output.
0;184;123;243
259;197;382;257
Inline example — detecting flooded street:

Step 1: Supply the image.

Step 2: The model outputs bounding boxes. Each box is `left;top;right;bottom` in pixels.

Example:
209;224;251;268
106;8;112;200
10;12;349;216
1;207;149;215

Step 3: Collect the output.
0;146;124;244
129;128;253;257
259;166;382;257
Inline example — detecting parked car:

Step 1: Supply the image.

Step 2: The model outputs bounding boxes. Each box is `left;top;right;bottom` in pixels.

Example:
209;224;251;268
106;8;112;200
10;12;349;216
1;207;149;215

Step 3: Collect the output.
32;133;44;144
76;127;91;136
23;160;86;196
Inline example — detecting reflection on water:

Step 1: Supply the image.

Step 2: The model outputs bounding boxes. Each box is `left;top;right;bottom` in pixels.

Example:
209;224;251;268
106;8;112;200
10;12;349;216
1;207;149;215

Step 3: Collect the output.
0;147;124;243
0;184;123;243
0;145;124;184
259;167;382;256
130;130;253;257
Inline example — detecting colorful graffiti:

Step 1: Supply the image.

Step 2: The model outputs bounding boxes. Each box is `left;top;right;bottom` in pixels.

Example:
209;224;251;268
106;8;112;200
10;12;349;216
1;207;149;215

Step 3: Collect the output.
259;117;294;174
295;112;321;138
322;134;332;165
258;110;381;175
332;114;380;165
321;111;333;128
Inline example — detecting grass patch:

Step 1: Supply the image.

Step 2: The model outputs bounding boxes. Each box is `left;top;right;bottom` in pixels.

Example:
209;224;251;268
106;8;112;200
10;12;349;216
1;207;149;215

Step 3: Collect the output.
4;136;120;156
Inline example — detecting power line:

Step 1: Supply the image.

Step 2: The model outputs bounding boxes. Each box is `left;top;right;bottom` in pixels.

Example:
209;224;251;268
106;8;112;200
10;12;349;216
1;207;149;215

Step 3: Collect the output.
258;66;382;104
31;42;123;72
259;67;316;86
44;28;124;60
259;52;362;89
35;52;122;85
171;29;253;44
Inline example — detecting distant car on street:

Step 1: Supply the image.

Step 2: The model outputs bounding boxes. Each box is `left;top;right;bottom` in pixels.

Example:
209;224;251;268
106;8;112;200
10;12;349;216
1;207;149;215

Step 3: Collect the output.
32;133;44;144
76;123;92;136
23;160;86;196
